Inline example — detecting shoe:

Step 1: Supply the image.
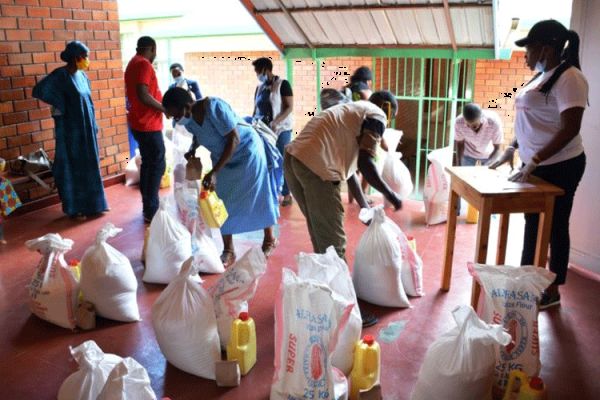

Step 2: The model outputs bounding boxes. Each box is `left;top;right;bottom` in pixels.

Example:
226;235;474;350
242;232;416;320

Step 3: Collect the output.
361;311;378;328
539;291;561;310
281;196;293;207
262;238;279;258
220;249;237;268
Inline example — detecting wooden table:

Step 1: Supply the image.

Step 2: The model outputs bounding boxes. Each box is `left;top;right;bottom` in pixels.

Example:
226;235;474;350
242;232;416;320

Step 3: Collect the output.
441;166;564;308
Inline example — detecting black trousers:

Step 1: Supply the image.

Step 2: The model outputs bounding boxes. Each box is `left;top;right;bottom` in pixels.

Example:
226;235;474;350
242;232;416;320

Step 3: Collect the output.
131;130;165;220
521;152;586;285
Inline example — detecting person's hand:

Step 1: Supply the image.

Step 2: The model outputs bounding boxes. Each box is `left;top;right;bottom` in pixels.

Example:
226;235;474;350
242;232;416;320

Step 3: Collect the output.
508;160;538;182
184;149;194;161
202;170;216;191
488;147;515;170
386;191;402;211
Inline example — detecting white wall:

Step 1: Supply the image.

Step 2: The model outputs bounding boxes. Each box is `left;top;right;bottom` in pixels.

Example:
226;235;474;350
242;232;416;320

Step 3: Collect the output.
569;0;600;274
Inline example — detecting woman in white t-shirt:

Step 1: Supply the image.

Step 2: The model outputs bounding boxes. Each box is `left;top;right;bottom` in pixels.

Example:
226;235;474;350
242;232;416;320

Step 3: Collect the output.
490;20;587;309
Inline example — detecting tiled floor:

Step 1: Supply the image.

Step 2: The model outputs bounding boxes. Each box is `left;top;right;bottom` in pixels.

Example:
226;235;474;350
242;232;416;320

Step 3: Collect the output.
1;183;599;399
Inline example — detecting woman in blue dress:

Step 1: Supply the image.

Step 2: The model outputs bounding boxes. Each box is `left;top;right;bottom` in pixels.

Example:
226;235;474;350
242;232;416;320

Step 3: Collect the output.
162;87;280;267
32;41;108;219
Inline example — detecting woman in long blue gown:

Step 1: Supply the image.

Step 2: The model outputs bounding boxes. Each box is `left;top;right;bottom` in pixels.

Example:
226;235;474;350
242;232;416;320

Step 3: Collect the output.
32;41;108;218
162;87;280;267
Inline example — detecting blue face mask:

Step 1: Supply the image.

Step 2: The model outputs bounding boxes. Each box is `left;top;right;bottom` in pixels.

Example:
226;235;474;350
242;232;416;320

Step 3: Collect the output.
258;73;268;83
175;115;190;127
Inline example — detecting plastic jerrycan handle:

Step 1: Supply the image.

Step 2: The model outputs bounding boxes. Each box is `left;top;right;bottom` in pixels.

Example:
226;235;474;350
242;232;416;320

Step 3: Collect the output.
503;370;529;400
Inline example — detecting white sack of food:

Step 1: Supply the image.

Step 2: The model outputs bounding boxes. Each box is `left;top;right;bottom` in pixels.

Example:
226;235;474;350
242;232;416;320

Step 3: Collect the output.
57;340;123;400
411;305;511;400
152;257;220;379
143;198;192;284
353;207;410;307
297;246;361;375
124;150;141;186
26;233;79;330
469;263;555;391
96;357;156;400
211;247;267;347
381;129;413;202
423;146;453;225
80;223;140;322
270;268;353;400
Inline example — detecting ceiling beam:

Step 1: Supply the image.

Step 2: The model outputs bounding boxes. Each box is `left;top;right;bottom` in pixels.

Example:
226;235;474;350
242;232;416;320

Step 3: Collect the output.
238;0;285;53
257;3;490;15
274;0;314;49
443;0;458;52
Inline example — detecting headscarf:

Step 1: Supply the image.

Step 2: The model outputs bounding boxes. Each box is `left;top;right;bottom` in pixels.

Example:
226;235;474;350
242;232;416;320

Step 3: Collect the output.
60;41;89;63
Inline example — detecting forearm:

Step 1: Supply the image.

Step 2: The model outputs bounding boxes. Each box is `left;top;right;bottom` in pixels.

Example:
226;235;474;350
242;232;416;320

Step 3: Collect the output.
141;92;165;113
346;174;369;209
357;151;394;198
534;129;579;163
212;133;239;173
272;99;293;126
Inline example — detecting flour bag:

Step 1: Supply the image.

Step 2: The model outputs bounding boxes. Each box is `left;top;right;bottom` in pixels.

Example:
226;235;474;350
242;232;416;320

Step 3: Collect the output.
80;223;140;322
143;197;192;284
26;233;79;330
353;207;410;307
57;340;123;400
96;357;156;400
469;263;555;390
423;146;452;225
411;305;511;400
152;257;220;379
270;269;353;400
211;247;267;347
297;246;361;375
381;129;413;202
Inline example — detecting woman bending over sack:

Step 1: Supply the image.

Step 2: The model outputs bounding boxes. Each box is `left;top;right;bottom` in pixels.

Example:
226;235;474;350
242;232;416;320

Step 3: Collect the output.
162;87;280;267
490;20;588;309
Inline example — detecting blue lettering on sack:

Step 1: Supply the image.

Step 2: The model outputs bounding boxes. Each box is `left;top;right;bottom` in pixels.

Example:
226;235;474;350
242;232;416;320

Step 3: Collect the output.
490;288;539;304
501;309;529;361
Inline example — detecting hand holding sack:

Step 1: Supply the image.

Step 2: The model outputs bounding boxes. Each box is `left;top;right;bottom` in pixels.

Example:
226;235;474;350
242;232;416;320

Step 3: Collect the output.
411;305;511;400
297;247;361;375
151;257;221;379
26;233;79;330
211;247;267;348
80;223;140;322
468;263;555;392
270;269;354;400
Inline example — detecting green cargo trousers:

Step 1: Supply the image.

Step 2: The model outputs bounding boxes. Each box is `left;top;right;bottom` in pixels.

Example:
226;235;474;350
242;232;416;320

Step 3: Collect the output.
284;153;346;258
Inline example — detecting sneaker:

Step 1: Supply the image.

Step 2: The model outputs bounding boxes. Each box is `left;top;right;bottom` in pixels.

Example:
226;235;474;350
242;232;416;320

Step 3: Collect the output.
539;291;561;310
361;311;379;328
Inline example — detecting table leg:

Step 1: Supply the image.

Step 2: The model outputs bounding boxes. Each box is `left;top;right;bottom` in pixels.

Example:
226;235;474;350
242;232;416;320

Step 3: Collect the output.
496;213;510;265
471;201;492;309
534;196;556;268
441;189;460;291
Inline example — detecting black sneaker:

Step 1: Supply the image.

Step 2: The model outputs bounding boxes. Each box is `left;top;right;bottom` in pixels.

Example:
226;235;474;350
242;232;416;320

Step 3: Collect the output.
539;291;561;310
361;311;379;327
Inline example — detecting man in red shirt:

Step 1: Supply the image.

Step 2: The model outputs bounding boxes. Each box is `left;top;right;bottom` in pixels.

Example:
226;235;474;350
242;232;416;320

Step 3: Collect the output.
124;36;166;222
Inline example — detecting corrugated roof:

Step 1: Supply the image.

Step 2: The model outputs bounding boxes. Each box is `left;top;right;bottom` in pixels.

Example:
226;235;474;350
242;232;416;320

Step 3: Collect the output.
239;0;497;54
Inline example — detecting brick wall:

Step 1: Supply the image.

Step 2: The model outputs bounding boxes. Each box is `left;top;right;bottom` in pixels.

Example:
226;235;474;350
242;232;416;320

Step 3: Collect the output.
473;52;533;147
184;52;371;134
0;0;127;202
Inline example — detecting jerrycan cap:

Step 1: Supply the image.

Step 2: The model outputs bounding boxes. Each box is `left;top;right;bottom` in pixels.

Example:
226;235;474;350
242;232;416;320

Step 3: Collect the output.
239;312;249;321
200;191;209;199
363;335;375;346
529;376;544;390
68;259;80;266
407;235;414;241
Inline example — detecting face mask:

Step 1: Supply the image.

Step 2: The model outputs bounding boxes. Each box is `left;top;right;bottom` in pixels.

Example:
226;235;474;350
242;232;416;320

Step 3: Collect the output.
174;76;184;84
534;48;546;72
258;73;268;83
76;58;90;70
176;115;190;126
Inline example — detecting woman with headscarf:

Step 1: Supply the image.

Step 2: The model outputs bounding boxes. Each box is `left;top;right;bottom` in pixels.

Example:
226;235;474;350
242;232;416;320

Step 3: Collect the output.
32;41;108;219
490;20;588;309
162;87;280;267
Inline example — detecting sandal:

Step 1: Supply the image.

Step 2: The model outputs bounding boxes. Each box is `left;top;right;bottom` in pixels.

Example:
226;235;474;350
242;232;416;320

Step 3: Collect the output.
281;196;293;207
262;238;279;258
220;249;237;268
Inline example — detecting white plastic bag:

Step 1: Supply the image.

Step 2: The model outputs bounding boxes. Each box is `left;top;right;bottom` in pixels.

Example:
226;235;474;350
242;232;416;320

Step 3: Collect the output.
80;223;140;322
423;146;453;225
270;269;353;400
26;233;79;330
400;234;425;297
143;198;192;284
96;357;156;400
297;246;361;375
57;340;123;400
469;263;555;391
353;207;411;307
411;305;511;400
124;150;141;186
211;247;267;347
381;129;413;202
152;257;221;379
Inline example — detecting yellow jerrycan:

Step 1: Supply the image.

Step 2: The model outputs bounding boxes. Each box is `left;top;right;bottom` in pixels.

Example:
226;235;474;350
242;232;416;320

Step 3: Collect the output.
466;202;479;224
503;370;546;400
226;312;257;375
199;190;228;228
350;334;381;400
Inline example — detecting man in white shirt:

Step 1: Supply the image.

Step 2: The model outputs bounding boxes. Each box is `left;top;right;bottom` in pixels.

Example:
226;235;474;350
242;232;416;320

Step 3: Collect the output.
454;103;503;166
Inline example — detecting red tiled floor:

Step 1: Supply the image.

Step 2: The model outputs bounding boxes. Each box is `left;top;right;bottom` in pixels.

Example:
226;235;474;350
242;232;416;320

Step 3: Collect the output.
1;184;599;399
